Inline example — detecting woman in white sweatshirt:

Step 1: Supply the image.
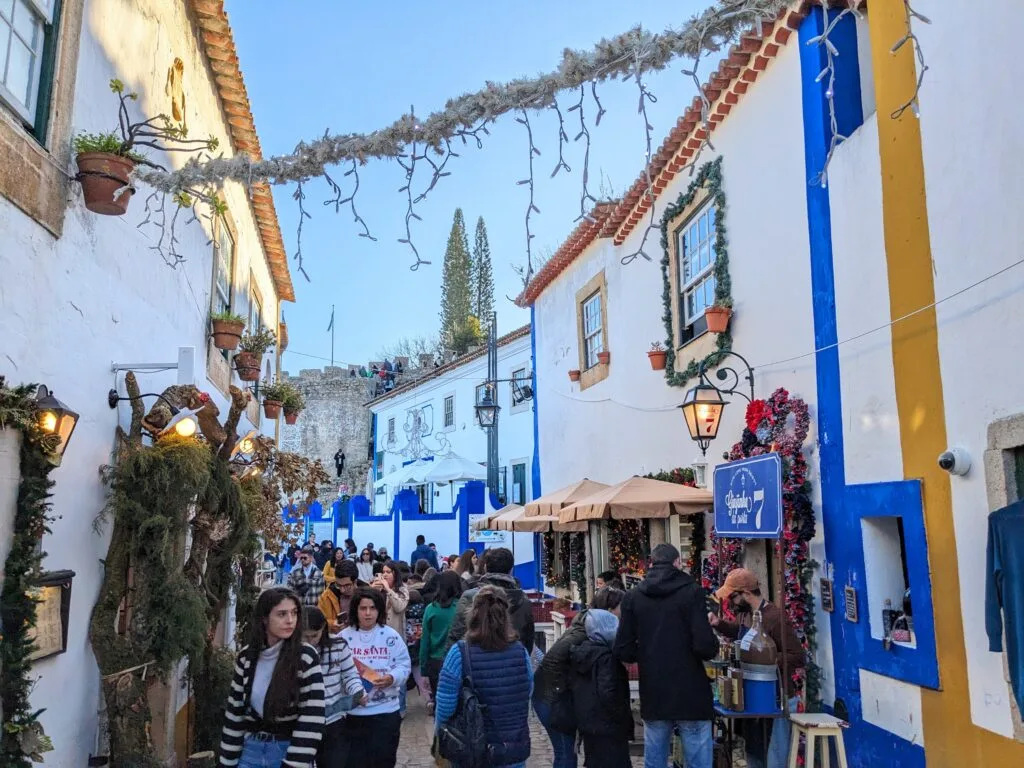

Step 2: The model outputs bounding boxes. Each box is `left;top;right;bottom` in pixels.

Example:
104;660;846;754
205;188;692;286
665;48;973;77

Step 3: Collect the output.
341;587;411;767
303;608;364;768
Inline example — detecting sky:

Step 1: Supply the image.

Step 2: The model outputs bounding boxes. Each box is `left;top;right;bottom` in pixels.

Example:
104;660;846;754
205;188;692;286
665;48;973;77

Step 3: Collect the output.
225;0;716;374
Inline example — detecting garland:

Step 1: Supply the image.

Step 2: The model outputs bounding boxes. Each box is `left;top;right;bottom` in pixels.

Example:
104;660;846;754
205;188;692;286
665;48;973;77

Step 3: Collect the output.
606;519;648;577
645;467;705;573
659;156;732;388
569;532;588;606
0;379;58;765
542;531;557;583
557;533;572;590
704;388;822;709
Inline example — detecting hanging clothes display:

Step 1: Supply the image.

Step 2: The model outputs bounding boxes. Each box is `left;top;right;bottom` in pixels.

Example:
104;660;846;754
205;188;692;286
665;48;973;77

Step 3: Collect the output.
985;499;1024;713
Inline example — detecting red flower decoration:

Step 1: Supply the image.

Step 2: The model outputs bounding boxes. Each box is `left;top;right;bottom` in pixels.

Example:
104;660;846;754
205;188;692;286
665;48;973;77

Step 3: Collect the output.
198;391;211;404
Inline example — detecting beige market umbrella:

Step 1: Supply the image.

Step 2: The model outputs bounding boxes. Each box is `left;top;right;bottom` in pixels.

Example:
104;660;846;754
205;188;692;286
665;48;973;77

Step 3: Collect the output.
493;505;526;531
559;476;713;524
512;514;586;533
471;508;508;531
524;478;610;517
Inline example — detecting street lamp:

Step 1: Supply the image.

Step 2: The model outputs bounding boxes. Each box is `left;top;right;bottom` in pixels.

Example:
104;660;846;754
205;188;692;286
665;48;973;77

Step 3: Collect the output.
680;350;755;455
475;384;499;428
107;389;199;439
35;385;78;465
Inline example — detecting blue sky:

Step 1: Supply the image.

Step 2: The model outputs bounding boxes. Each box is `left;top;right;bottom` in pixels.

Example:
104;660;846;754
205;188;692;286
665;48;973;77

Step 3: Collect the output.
225;0;714;372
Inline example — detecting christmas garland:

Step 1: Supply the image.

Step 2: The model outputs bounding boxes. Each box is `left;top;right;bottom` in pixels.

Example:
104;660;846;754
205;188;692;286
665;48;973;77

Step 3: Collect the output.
606;518;649;578
645;467;706;574
569;532;588;606
0;379;58;765
659;156;732;388
703;388;821;709
557;532;572;590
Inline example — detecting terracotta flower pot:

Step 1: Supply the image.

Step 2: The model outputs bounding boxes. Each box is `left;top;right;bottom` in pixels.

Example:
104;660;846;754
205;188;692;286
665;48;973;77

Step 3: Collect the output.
211;319;245;351
597;351;611;365
284;408;300;425
263;400;283;419
704;306;733;334
76;152;135;215
234;351;261;381
648;350;668;370
568;369;581;382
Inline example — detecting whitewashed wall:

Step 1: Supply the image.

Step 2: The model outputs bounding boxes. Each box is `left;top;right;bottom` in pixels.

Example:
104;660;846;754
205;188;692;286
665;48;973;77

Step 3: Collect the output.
368;334;535;565
915;0;1024;739
0;0;284;763
532;39;835;699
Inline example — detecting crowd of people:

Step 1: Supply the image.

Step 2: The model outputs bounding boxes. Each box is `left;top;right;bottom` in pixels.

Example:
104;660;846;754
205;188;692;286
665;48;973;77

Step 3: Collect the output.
224;537;803;768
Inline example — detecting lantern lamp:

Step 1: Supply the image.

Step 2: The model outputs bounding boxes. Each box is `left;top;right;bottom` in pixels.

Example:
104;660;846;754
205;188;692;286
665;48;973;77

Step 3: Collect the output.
680;381;726;456
475;384;499;428
35;385;78;465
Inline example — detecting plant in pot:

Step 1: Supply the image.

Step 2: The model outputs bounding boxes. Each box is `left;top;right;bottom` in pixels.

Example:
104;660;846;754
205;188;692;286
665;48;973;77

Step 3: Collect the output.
283;388;306;425
597;350;611;365
260;380;291;420
210;310;246;352
704;302;733;334
648;341;668;370
73;79;219;215
235;329;276;382
568;369;581;382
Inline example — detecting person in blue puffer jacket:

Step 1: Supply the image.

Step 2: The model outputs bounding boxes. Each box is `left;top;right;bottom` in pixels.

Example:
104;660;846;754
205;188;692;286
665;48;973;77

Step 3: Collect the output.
434;585;533;767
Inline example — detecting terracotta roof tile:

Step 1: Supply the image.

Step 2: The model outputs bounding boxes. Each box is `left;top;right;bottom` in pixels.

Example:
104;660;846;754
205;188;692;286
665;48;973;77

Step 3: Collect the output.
188;0;295;302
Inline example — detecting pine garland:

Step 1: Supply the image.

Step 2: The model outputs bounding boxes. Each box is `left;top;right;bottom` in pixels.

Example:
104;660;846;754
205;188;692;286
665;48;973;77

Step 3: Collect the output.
658;156;733;388
557;533;572;590
606;518;648;577
0;380;57;766
569;532;588;606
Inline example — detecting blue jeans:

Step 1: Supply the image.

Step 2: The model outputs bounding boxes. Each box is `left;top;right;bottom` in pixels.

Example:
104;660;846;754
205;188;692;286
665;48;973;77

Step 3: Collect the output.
643;719;711;768
745;696;800;768
239;736;290;767
533;696;578;768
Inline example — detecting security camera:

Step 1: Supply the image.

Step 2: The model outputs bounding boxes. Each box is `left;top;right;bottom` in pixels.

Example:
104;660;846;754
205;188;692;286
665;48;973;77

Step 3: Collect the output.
938;447;971;476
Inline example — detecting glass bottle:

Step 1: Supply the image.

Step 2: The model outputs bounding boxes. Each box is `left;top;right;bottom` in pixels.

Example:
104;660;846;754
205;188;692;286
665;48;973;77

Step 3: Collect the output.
739;608;778;666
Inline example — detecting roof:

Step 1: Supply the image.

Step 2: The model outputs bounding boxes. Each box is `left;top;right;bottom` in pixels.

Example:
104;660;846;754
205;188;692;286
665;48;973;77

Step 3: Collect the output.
517;1;810;306
188;0;295;303
368;324;532;407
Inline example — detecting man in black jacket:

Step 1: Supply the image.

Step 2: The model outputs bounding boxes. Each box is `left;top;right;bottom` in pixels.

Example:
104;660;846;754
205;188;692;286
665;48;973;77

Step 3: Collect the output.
613;543;718;768
446;547;535;653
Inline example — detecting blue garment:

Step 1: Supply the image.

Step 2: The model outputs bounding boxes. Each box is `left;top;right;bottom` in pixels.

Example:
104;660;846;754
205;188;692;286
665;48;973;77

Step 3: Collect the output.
238;736;289;767
533;695;578;768
410;543;440;570
435;641;534;766
643;719;712;768
986;501;1024;712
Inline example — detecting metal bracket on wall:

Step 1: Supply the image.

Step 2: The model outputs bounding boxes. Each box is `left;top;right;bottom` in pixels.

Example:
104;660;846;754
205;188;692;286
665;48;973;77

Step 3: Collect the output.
110;346;196;386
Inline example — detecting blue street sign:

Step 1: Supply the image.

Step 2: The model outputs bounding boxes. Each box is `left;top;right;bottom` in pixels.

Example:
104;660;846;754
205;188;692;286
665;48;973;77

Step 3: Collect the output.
713;453;783;539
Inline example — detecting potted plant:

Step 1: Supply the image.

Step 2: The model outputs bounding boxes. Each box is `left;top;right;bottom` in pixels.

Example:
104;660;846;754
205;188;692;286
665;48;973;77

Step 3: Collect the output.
260;380;291;419
597;350;611;365
283;388;306;425
210;310;246;352
648;341;668;370
704;303;733;334
73;79;218;215
568;369;581;382
235;328;276;382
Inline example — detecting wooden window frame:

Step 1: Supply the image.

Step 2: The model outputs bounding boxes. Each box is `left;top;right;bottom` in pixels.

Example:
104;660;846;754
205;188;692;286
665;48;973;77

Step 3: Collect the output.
574;270;609;391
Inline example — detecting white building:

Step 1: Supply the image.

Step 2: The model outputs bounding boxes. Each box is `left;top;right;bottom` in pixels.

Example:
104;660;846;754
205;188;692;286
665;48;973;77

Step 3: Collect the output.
365;326;539;586
0;0;291;763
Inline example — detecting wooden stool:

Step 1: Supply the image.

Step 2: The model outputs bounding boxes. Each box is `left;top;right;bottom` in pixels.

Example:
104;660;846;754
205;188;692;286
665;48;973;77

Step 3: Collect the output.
787;712;849;768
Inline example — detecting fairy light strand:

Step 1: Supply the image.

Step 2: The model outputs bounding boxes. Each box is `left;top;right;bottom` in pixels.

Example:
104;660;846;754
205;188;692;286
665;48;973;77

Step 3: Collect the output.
890;0;931;120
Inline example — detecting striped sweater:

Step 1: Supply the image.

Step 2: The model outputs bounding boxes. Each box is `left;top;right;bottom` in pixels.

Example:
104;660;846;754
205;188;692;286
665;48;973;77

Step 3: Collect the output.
218;643;325;767
320;633;364;723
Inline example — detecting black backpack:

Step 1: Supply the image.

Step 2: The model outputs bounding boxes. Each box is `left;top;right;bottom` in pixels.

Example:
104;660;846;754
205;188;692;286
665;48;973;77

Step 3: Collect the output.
436;641;487;766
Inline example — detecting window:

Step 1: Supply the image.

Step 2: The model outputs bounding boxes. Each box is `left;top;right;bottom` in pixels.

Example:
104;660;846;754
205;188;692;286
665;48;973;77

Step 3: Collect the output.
387;417;395;443
443;395;454;429
510;368;531;413
512;462;526;505
678;201;717;335
581;292;603;369
0;0;53;128
248;276;263;334
213;219;235;315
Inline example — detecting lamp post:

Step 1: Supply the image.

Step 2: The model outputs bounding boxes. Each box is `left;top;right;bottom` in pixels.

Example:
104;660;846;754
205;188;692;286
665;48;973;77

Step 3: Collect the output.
107;389;199;438
474;313;501;499
35;385;79;465
680;350;755;455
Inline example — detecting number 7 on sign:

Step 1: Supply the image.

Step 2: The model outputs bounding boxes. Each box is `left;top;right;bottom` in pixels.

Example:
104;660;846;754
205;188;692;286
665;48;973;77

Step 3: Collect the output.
753;489;764;530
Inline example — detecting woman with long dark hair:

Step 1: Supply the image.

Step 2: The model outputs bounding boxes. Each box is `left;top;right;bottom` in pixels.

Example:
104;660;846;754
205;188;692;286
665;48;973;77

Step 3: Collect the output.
323;546;348;584
435;585;533;767
419;570;463;713
453;548;477;583
357;548;375;583
219;587;325;767
302;608;364;767
341;587;410;766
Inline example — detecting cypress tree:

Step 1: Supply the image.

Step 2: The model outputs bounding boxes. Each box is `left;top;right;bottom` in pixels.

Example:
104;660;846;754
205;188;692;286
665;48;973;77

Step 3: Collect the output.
439;208;473;353
472;216;495;323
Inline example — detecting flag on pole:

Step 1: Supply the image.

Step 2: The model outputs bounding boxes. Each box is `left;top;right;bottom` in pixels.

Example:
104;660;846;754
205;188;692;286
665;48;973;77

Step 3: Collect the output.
326;305;334;332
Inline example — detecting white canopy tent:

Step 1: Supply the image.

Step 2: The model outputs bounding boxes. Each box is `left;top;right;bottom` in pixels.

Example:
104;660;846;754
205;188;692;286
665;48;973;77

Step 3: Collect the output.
424;453;488;485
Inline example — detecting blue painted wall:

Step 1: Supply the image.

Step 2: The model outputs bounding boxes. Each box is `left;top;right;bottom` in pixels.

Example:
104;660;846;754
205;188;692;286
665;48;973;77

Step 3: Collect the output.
799;8;931;766
530;306;543;588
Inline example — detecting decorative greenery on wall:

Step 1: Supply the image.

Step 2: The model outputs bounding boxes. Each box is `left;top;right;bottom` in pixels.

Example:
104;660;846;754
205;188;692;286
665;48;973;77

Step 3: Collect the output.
0;379;57;766
703;388;822;710
658;156;732;388
606;518;649;577
569;532;588;606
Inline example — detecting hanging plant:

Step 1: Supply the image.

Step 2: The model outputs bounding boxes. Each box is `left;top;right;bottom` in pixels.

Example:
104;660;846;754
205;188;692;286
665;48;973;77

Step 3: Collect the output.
235;329;276;382
282;387;306;425
210;310;246;352
73;79;218;216
648;341;668;370
0;378;58;767
259;380;293;420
